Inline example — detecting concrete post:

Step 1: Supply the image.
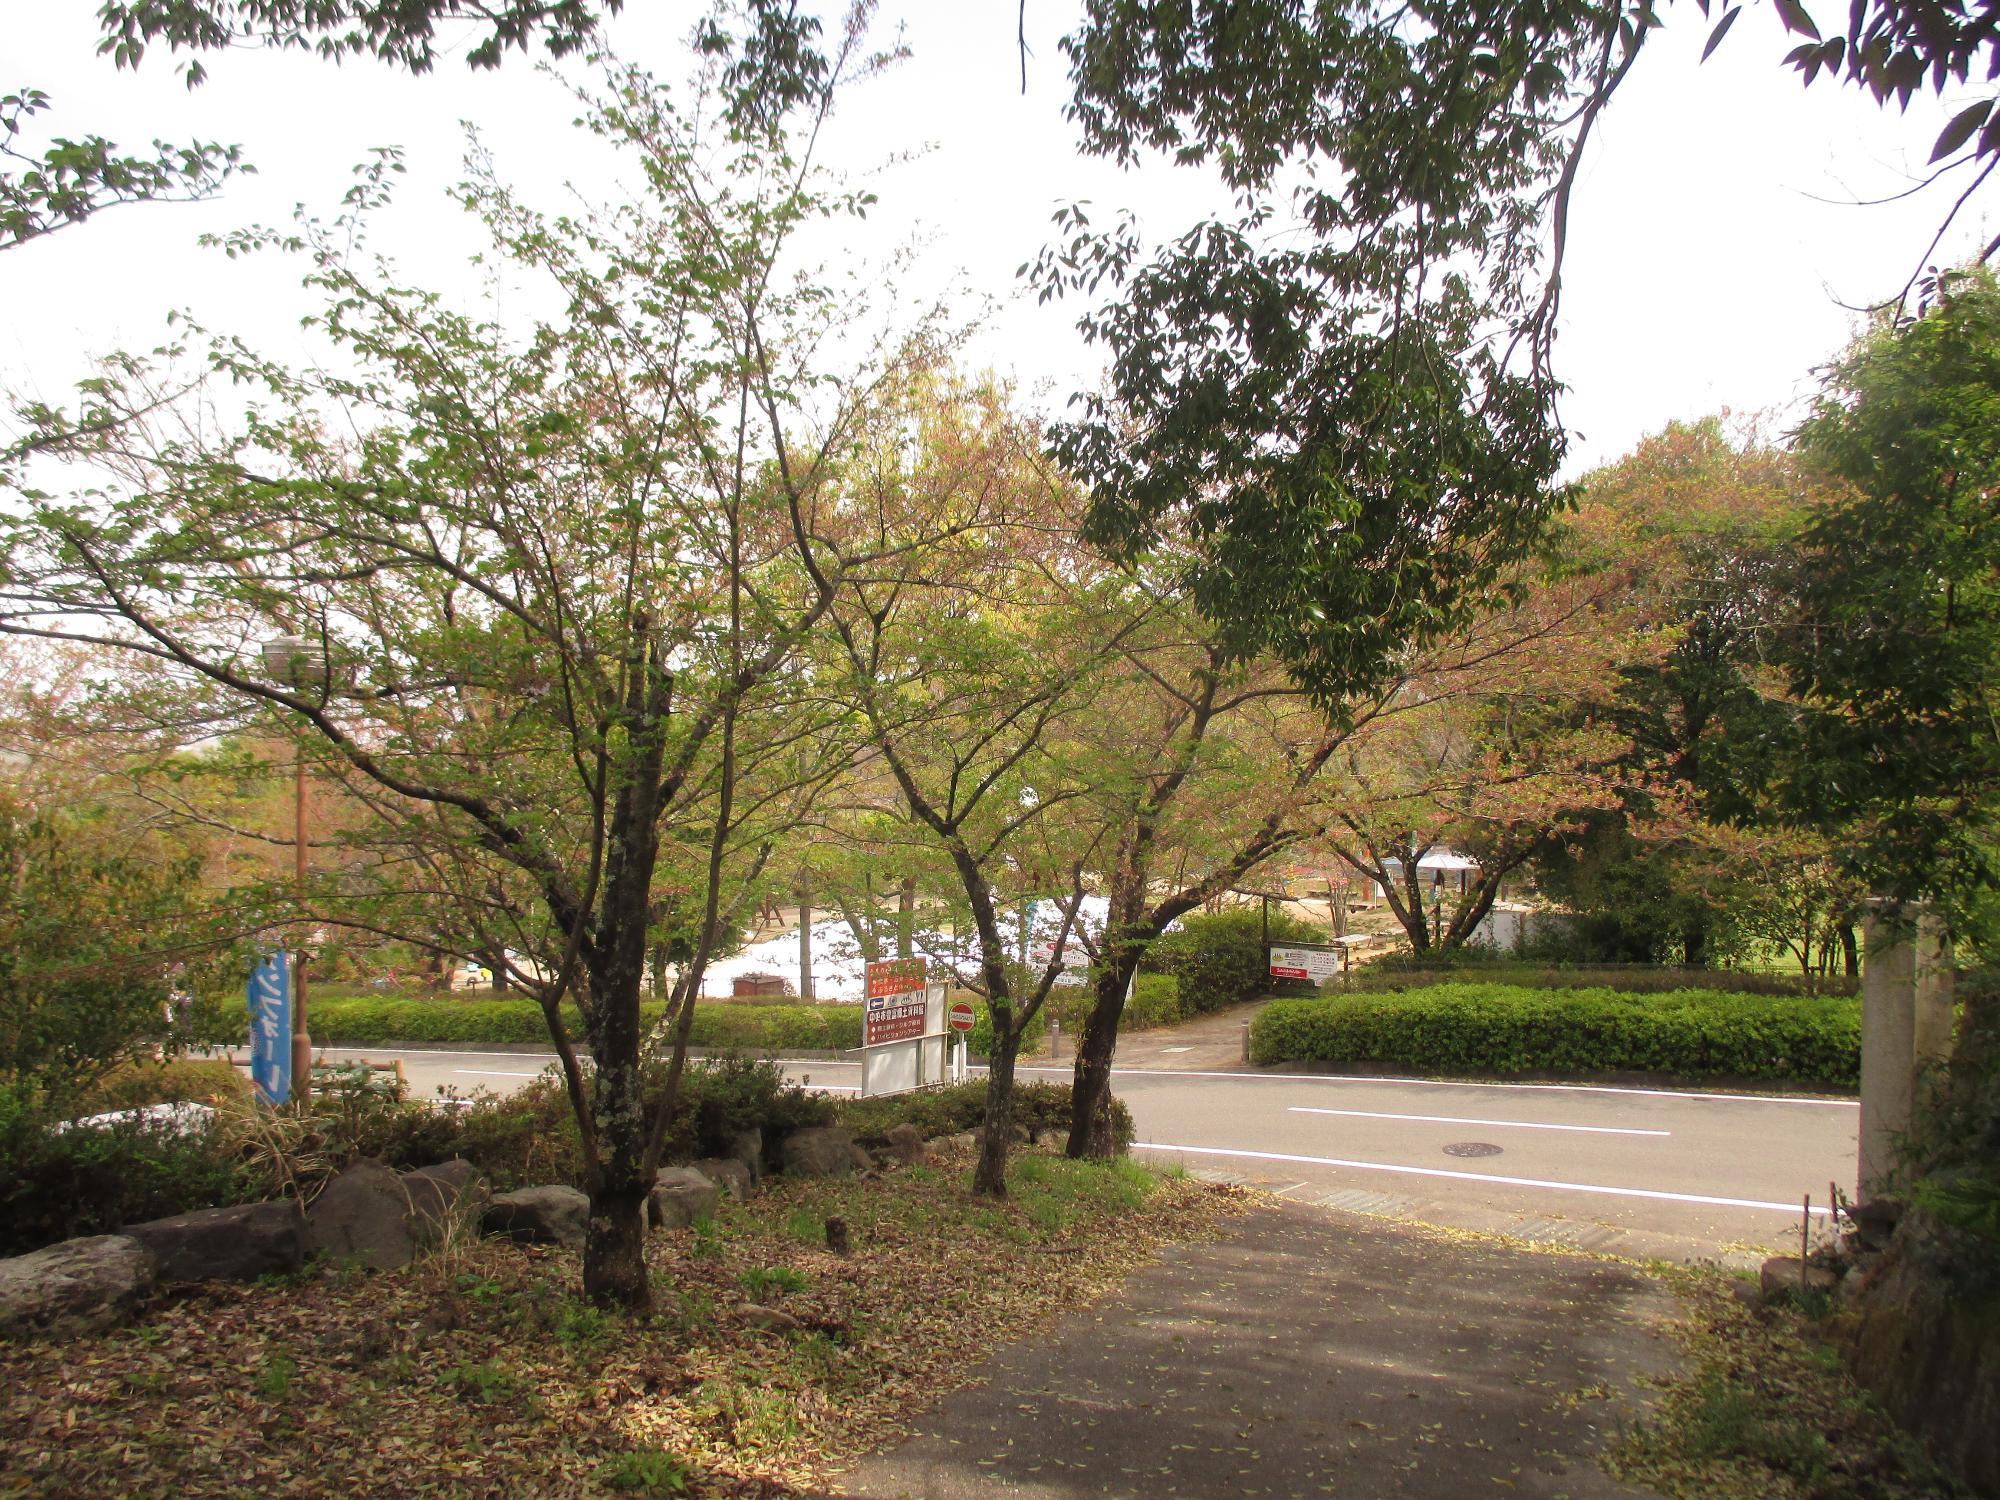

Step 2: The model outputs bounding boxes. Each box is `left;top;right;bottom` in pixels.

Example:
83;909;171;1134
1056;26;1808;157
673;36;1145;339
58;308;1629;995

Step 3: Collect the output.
1859;903;1955;1195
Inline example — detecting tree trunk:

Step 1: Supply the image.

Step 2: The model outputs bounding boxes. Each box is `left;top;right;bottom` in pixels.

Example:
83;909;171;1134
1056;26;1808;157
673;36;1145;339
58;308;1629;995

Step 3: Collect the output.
1682;917;1709;969
797;886;814;1002
488;943;509;994
975;1026;1020;1196
649;940;669;999
1840;922;1860;979
897;875;916;959
1066;958;1131;1159
582;1183;651;1311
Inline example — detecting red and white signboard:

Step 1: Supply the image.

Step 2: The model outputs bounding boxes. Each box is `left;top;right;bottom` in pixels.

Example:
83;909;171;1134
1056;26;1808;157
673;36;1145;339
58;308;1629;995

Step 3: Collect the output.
865;992;930;1047
866;957;927;997
1268;945;1342;983
948;999;976;1034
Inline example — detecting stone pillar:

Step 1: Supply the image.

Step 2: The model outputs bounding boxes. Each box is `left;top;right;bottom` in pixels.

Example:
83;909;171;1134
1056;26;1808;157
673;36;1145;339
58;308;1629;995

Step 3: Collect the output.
1859;903;1955;1195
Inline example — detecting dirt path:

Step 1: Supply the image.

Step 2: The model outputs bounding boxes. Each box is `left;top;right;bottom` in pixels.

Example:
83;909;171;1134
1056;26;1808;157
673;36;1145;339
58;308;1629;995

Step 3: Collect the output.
832;1200;1683;1499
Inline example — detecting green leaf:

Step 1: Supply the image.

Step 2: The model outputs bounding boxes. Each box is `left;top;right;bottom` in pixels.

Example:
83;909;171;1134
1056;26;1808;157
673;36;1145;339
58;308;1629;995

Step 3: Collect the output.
1930;99;1993;162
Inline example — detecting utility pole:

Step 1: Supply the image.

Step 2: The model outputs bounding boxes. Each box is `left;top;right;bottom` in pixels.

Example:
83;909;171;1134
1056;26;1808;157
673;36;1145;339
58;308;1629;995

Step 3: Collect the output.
292;745;311;1103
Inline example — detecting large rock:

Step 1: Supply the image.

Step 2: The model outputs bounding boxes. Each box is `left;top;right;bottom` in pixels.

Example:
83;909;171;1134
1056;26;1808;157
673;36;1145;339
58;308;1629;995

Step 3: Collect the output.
1844;1209;2000;1496
482;1185;589;1249
400;1159;489;1245
125;1200;304;1285
782;1126;859;1179
692;1157;752;1202
648;1168;721;1230
0;1235;153;1338
1758;1256;1840;1303
305;1161;418;1271
884;1123;930;1165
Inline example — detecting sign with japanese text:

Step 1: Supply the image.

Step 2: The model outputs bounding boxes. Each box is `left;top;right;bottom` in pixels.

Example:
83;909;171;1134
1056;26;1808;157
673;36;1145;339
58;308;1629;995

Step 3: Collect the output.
1268;945;1342;983
866;957;928;998
246;952;291;1107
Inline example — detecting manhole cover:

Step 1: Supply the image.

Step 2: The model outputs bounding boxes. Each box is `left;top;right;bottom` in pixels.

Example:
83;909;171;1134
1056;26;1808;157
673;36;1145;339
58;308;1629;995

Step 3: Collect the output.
1443;1141;1504;1158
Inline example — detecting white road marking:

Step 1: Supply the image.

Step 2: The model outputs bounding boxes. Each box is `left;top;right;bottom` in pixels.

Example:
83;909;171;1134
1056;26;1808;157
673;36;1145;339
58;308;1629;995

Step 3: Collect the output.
329;1048;1856;1109
1158;1046;1195;1054
1134;1142;1837;1217
1030;1065;1857;1107
1288;1106;1669;1137
454;1068;544;1078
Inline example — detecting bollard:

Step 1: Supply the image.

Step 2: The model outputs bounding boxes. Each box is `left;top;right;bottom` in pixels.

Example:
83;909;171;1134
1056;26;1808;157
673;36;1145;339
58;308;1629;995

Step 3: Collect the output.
1048;1016;1060;1061
1241;1021;1251;1063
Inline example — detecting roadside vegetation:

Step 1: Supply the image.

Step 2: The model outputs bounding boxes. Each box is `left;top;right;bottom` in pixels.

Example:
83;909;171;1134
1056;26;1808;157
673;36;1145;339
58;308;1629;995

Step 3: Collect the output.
0;1140;1242;1498
1251;983;1862;1089
1612;1270;1968;1500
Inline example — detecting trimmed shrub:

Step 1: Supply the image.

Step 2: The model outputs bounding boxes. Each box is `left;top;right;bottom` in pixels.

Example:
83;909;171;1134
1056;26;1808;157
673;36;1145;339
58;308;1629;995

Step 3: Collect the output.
1145;907;1325;1014
306;997;863;1051
1353;956;1858;999
1249;983;1861;1088
833;1079;1134;1153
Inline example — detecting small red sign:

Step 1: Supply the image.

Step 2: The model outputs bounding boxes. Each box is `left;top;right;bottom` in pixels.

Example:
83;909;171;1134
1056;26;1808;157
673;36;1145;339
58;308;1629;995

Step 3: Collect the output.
948;999;976;1034
866;957;928;999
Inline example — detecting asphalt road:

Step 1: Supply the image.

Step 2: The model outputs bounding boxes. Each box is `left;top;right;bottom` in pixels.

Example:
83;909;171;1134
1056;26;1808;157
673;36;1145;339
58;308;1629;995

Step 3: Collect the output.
321;1045;1857;1263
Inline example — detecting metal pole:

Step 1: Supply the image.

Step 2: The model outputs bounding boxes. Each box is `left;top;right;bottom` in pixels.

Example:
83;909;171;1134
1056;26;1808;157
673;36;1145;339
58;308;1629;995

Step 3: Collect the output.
291;749;312;1104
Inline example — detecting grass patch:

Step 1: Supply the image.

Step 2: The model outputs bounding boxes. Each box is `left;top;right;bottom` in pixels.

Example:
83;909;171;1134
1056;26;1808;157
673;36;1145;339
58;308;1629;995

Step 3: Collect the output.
1609;1269;1966;1498
0;1143;1243;1497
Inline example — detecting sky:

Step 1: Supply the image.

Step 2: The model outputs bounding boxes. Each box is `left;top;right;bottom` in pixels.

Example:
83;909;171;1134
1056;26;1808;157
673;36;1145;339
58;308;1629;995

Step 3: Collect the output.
5;3;1993;478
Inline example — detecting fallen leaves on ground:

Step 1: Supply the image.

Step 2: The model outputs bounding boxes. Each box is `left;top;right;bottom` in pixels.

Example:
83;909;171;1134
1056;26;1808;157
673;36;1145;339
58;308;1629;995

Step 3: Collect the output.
0;1148;1244;1499
1607;1269;1969;1499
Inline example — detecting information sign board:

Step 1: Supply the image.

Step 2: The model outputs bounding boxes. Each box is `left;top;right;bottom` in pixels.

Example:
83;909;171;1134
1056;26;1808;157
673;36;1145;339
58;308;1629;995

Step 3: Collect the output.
246;951;291;1107
865;990;930;1046
866;957;928;997
1268;944;1342;983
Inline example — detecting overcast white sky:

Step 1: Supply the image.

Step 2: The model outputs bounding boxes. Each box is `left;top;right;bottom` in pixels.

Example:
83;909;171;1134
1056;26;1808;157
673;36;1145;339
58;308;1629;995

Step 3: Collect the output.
5;2;1992;477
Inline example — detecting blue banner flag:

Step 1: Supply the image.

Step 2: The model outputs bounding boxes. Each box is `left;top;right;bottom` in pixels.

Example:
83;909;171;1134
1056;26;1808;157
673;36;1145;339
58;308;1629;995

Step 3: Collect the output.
247;952;291;1107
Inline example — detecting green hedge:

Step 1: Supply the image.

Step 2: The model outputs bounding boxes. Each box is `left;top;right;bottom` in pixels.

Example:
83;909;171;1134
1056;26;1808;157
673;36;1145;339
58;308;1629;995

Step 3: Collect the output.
963;973;1184;1057
1146;907;1325;1013
308;998;863;1051
1352;958;1858;999
1249;983;1861;1087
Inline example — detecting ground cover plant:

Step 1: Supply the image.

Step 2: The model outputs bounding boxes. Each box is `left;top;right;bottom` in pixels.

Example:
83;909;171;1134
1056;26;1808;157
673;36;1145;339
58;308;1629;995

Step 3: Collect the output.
1250;984;1861;1088
0;1142;1243;1498
1610;1269;1967;1500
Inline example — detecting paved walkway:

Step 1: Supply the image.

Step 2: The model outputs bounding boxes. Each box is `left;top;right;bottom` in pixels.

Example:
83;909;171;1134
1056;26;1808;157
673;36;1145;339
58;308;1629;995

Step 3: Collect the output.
833;1201;1683;1500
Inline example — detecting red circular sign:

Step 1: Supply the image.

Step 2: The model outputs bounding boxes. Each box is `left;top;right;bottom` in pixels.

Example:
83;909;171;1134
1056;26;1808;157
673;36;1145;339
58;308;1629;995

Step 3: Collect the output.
948;999;977;1033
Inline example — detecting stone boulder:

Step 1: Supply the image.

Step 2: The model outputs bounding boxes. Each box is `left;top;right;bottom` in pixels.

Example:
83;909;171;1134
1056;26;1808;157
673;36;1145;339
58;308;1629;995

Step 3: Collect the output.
1758;1256;1840;1303
1844;1209;2000;1496
693;1157;752;1202
648;1168;721;1231
729;1129;764;1186
125;1200;304;1285
482;1185;589;1249
884;1123;930;1165
781;1126;860;1179
0;1235;153;1338
305;1161;419;1271
400;1159;489;1245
